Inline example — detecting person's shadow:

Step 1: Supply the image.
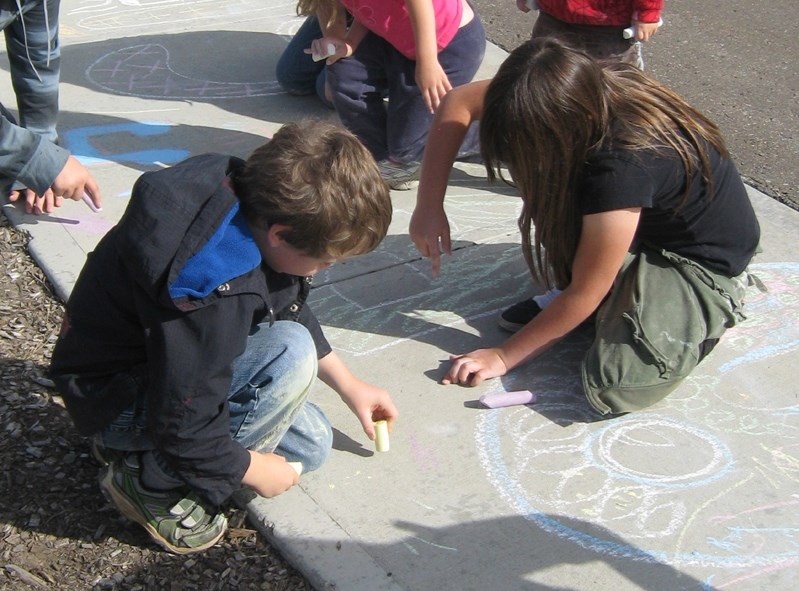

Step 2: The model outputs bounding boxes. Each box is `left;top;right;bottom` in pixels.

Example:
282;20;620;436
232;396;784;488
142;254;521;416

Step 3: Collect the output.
53;30;333;124
307;233;606;423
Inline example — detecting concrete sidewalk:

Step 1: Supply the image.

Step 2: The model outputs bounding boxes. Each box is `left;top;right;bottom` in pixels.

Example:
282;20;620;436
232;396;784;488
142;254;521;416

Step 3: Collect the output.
3;2;798;589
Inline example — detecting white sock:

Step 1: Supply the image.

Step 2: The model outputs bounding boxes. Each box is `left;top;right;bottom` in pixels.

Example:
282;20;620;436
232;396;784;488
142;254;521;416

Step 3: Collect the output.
532;288;561;309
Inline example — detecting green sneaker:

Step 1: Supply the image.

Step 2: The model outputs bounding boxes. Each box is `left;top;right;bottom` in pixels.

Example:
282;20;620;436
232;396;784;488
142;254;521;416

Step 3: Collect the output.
100;453;228;554
90;436;125;466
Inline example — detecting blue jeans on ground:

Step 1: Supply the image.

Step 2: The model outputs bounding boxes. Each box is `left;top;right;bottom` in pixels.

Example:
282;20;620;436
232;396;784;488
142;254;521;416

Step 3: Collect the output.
275;15;332;108
326;12;486;163
99;321;333;492
1;0;61;143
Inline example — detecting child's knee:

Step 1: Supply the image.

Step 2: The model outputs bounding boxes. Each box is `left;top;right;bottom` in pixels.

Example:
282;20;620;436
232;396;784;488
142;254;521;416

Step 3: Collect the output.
581;339;694;415
289;403;333;473
258;321;317;386
303;422;333;472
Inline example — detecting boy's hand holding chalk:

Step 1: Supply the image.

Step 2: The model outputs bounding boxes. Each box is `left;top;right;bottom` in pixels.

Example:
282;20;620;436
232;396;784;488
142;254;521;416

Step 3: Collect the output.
374;419;390;452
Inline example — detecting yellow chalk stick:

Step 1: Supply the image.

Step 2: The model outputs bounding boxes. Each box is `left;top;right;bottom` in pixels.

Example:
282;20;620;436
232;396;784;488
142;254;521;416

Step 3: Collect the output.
374;420;390;452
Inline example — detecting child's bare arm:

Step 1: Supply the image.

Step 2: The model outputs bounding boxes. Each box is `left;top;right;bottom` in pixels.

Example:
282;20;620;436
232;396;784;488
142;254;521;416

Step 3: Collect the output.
317;351;398;441
443;208;641;386
315;0;348;37
410;80;489;276
405;0;452;113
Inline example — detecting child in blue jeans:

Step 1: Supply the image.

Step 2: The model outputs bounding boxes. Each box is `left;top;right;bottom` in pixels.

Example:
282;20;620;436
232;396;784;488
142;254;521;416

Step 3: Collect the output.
297;0;486;190
50;121;398;554
276;1;349;106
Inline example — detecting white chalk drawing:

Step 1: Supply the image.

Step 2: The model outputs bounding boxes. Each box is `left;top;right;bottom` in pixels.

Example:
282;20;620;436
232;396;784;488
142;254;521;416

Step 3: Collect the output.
474;262;799;585
86;44;283;99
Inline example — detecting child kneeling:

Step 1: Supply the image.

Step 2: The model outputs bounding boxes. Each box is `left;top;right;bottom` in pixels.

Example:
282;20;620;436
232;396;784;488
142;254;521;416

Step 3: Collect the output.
50;121;398;554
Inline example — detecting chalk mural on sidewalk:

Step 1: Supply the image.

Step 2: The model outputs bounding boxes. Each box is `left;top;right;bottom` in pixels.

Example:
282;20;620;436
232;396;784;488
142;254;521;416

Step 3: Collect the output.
474;262;799;585
312;257;799;586
86;44;284;99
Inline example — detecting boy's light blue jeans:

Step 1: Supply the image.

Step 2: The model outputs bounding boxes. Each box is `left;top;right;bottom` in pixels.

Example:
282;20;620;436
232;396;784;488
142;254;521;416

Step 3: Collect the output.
99;321;333;492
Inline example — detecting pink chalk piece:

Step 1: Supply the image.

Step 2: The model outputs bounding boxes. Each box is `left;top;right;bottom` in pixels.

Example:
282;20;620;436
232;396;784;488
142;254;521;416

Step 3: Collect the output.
82;192;102;213
479;390;536;409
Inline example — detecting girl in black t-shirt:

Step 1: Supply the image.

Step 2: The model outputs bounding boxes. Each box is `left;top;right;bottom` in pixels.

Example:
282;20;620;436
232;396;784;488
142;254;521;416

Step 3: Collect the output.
410;38;759;414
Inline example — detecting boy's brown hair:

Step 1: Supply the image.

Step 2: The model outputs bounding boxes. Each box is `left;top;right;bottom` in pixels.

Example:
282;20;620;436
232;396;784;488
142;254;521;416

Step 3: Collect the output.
235;120;391;259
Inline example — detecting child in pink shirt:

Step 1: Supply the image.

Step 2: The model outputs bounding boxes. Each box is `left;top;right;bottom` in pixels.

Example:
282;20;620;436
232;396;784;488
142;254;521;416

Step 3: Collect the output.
308;0;486;189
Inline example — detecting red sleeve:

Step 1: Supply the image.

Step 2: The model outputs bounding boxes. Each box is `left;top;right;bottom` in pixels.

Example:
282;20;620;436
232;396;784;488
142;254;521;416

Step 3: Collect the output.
634;0;663;23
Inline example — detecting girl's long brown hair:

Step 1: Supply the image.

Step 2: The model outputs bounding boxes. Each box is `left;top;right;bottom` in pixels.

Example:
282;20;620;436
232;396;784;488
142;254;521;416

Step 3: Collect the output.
480;38;728;289
296;0;340;30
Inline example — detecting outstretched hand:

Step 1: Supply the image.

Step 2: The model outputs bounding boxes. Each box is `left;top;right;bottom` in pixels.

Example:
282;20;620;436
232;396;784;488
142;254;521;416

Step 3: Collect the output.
409;203;452;277
441;348;508;386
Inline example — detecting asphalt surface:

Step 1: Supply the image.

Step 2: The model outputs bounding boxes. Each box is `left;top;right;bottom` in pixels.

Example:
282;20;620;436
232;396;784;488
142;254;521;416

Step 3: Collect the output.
471;0;799;211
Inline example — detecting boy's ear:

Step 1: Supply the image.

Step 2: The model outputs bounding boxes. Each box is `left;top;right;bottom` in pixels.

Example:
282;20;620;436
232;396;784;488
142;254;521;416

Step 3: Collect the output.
266;223;291;246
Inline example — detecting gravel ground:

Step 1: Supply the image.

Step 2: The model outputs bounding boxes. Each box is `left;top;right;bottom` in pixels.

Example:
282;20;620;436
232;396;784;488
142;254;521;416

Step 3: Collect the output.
0;214;313;591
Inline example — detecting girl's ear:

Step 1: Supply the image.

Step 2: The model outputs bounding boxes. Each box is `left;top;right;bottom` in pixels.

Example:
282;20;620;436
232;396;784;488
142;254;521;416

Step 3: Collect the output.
266;223;291;247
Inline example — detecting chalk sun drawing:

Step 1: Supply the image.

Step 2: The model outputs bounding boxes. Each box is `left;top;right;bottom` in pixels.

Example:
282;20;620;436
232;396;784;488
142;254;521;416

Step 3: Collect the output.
475;262;799;579
86;44;283;99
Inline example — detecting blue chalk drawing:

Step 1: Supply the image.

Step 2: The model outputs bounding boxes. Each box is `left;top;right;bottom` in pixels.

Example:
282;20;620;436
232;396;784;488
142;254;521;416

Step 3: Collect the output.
62;122;189;166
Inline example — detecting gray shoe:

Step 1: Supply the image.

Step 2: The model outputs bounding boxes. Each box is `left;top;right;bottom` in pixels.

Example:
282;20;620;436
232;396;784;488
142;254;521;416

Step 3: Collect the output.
378;160;421;190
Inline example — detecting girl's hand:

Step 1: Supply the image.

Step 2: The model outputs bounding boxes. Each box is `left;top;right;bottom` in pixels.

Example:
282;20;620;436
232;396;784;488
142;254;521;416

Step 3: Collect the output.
442;349;508;386
242;451;300;498
305;36;351;64
409;203;451;277
415;60;452;113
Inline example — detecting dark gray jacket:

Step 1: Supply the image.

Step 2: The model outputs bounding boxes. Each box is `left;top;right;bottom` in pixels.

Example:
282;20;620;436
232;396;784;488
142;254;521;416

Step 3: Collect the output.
50;154;331;505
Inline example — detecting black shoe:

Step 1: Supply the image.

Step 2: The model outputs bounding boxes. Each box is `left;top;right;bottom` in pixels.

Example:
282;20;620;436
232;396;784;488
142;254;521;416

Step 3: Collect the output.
498;298;543;333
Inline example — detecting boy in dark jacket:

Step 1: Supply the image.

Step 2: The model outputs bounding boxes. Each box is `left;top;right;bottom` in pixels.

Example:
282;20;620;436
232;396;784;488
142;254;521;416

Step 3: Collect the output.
50;121;398;554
